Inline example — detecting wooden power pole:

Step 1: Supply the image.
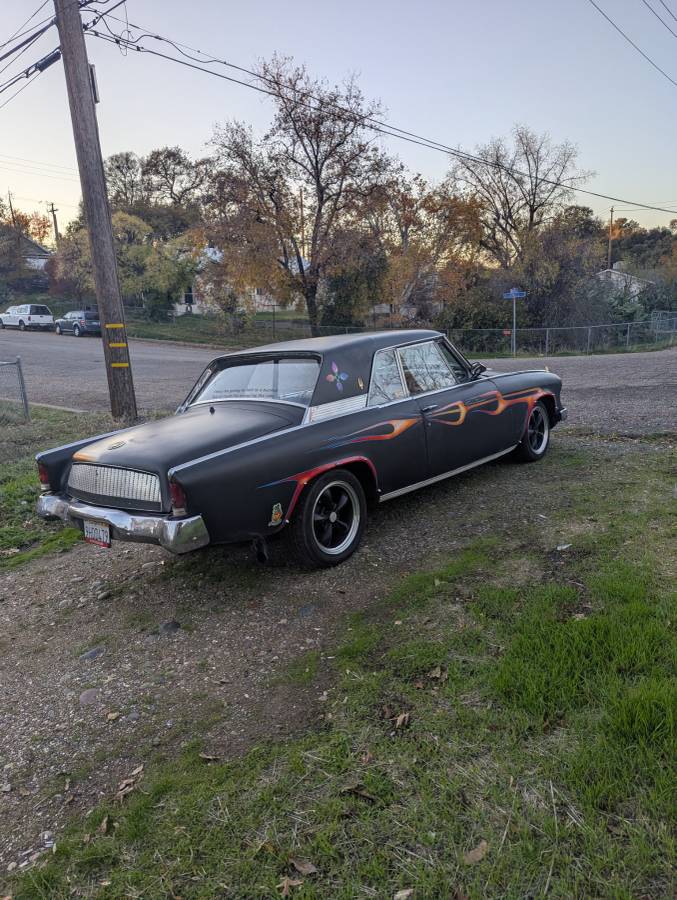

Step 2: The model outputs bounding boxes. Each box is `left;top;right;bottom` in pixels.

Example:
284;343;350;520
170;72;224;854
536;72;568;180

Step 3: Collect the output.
607;205;614;270
53;0;137;421
48;202;60;243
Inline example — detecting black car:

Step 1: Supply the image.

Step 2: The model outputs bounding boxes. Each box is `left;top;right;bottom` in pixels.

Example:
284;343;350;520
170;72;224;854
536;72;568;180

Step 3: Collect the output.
54;310;101;337
36;330;567;568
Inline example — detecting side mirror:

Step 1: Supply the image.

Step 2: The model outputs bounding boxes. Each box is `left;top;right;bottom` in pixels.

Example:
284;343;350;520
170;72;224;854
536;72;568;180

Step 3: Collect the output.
469;362;486;380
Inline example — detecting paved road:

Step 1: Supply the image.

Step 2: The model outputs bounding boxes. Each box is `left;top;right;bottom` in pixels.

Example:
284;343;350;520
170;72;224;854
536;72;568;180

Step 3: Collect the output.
1;329;675;433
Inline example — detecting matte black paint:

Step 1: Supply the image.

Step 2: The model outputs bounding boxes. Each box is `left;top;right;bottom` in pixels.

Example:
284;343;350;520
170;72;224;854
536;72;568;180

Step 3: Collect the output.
37;331;565;549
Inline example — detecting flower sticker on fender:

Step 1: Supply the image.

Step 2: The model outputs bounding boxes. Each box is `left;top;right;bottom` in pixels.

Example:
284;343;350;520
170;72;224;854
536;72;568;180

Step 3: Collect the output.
326;361;349;392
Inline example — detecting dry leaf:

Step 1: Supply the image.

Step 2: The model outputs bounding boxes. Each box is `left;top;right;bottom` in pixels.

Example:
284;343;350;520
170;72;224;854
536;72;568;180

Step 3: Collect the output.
340;780;377;803
252;839;278;856
360;750;374;764
82;833;91;844
428;666;448;682
276;876;303;896
98;816;110;835
199;752;220;762
463;839;488;864
394;712;410;729
290;858;318;876
106;711;120;722
394;890;415;900
130;765;144;777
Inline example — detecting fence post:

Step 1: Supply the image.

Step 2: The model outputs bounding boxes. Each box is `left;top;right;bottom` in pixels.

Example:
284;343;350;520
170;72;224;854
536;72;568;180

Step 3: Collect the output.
544;328;550;356
15;356;30;422
586;327;592;354
626;323;631;349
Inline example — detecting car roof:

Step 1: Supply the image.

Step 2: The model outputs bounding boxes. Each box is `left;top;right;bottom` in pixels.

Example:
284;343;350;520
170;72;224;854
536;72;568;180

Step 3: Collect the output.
219;329;443;361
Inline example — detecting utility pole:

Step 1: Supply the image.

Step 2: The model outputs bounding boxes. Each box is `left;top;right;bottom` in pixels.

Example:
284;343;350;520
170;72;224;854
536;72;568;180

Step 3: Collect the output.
607;205;614;270
48;202;60;243
53;0;137;421
7;190;17;227
299;187;305;260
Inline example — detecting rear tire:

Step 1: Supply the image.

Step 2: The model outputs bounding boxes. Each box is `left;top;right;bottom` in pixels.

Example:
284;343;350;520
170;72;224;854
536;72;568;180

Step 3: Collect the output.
73;324;81;337
515;400;550;462
291;468;367;568
0;319;4;329
18;320;25;331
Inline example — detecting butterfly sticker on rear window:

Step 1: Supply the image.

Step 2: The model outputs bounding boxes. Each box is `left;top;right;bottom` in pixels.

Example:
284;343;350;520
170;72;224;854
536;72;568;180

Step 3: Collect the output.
326;361;349;392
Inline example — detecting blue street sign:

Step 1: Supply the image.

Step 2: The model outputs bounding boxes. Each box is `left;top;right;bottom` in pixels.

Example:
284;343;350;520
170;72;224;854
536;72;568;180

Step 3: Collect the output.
503;288;527;299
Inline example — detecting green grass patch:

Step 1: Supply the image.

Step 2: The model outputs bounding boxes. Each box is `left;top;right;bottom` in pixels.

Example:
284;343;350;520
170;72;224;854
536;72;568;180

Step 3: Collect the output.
6;442;676;899
0;407;111;569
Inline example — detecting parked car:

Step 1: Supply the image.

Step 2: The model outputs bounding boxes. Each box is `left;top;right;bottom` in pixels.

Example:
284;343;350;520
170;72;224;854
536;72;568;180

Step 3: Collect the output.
54;309;101;337
36;330;567;567
0;303;54;331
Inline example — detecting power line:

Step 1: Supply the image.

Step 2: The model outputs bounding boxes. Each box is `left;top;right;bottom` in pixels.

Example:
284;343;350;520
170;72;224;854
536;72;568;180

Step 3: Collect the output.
0;1;50;51
0;163;78;181
0;72;41;112
86;23;677;216
0;153;77;173
640;0;677;38
657;0;677;23
585;0;677;87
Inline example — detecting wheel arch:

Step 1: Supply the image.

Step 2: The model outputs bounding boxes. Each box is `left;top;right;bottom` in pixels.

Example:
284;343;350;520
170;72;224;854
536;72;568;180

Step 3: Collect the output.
286;455;379;520
539;392;557;426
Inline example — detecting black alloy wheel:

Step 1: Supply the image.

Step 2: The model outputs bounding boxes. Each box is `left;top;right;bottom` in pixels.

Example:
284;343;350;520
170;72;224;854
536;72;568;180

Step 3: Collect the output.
291;468;367;567
515;400;550;462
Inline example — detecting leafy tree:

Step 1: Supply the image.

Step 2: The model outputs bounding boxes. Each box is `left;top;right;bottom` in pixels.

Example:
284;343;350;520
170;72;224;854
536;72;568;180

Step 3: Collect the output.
451;125;591;268
208;56;383;333
142;147;211;205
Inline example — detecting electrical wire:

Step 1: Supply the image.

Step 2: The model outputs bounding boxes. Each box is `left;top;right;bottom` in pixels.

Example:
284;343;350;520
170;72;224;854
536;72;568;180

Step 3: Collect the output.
86;24;677;215
0;153;77;173
0;72;40;112
585;0;677;87
657;0;677;23
639;0;677;38
0;1;50;51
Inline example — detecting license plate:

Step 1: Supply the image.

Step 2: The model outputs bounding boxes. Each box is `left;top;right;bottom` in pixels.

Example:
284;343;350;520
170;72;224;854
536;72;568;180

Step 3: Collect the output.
83;520;111;547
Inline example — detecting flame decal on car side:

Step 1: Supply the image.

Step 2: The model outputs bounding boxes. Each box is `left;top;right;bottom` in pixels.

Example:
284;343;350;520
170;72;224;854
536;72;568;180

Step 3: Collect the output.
430;387;551;428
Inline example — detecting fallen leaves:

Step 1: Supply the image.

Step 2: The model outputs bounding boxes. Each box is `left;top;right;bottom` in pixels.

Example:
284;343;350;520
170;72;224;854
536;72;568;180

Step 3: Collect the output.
394;890;415;899
340;779;377;803
198;752;220;763
276;876;304;896
463;839;488;864
115;765;143;802
290;858;318;876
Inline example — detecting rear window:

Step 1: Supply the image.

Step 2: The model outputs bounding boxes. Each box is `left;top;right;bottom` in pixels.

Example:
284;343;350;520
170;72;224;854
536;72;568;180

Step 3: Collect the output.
195;357;320;406
84;311;99;320
30;305;51;315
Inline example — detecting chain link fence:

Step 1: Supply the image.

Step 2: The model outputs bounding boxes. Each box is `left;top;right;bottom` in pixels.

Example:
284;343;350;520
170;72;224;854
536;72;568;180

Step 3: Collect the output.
0;357;30;425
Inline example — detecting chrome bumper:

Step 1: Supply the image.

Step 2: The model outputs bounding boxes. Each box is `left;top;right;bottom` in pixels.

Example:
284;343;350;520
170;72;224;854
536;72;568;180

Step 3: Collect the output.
36;493;210;554
558;407;568;422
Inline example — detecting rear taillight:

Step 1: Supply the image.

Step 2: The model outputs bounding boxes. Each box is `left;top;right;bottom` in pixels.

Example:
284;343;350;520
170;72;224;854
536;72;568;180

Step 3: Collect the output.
79;319;86;325
169;480;187;517
37;462;50;491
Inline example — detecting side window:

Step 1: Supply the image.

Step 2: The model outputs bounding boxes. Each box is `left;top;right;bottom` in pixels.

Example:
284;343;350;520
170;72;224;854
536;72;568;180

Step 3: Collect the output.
368;349;407;405
437;341;468;381
398;342;457;395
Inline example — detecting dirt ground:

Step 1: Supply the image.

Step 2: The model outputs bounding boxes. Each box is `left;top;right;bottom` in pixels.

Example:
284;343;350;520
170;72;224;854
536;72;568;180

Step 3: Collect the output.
2;426;669;873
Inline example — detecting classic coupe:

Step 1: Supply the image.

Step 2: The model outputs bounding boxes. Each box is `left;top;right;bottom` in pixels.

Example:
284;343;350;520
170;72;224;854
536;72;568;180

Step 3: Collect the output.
36;330;566;567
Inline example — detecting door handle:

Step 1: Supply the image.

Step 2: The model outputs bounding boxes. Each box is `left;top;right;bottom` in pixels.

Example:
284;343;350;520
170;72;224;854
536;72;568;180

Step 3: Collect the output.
421;404;438;414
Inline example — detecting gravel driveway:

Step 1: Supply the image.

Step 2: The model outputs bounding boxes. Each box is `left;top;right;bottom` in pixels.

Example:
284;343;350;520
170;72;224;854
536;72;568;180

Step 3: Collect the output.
1;328;675;433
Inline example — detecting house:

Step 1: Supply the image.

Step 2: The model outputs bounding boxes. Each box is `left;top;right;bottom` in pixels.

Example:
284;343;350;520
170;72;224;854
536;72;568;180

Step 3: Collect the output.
594;263;654;299
0;226;52;271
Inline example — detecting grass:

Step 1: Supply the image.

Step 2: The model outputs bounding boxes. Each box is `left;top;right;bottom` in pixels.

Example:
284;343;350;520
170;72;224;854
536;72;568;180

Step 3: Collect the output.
5;439;676;898
0;406;112;569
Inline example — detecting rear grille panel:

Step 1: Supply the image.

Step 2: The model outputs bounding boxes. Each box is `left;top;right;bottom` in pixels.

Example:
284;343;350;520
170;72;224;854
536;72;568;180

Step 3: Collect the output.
68;464;163;512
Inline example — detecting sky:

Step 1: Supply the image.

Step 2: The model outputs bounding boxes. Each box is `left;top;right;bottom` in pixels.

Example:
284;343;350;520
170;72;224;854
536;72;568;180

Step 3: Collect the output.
1;0;677;233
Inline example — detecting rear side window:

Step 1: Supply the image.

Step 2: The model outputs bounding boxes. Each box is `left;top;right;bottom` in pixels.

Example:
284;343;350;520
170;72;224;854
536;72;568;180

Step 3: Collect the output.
398;341;458;395
369;349;407;405
30;305;51;315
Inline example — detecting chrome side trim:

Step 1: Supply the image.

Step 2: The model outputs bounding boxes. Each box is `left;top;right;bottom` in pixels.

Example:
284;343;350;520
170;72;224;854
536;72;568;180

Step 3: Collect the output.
308;394;367;422
189;397;307;411
36;494;209;554
379;446;517;502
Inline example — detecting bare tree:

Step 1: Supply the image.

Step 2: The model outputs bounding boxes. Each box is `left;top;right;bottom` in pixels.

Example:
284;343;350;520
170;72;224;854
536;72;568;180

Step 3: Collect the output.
142;146;211;206
104;152;147;207
209;56;382;332
451;125;591;268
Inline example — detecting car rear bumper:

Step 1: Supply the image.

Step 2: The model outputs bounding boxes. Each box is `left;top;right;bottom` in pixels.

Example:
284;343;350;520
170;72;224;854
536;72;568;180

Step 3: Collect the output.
556;406;568;423
36;493;210;554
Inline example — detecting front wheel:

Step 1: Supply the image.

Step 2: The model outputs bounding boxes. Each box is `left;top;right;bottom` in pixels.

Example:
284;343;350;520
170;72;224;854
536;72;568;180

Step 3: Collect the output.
55;324;62;335
515;400;550;462
291;468;367;567
0;318;4;329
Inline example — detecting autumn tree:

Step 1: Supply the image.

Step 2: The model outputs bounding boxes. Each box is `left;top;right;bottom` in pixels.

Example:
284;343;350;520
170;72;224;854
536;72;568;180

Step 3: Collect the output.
208;56;383;333
451;125;591;268
105;151;148;207
142;146;211;205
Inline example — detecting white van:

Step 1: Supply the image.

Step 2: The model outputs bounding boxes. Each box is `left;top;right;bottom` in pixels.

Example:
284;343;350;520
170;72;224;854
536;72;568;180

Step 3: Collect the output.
0;303;54;331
